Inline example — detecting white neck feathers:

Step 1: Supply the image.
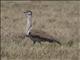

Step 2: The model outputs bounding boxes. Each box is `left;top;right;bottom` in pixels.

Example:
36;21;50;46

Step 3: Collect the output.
26;15;32;35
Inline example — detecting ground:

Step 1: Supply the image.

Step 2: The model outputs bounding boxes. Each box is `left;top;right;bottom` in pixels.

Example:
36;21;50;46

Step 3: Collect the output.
1;1;80;60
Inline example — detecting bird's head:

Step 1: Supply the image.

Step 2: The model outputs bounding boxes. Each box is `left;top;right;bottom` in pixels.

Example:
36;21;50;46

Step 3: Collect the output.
24;10;32;16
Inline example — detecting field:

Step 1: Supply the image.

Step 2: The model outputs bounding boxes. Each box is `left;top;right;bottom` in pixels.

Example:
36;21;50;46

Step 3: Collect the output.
1;1;80;60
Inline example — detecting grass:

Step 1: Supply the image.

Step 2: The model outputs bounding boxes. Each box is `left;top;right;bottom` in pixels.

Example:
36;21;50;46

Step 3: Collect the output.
1;1;80;60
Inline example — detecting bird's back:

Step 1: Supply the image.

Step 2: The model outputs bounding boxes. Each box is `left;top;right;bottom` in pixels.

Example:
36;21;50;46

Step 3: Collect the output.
30;29;52;38
29;29;61;45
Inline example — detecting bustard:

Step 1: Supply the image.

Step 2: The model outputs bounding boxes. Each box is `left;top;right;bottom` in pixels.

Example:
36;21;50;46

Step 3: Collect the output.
24;10;61;45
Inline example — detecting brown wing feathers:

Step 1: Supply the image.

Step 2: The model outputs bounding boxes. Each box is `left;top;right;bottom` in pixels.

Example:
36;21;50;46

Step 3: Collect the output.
29;30;61;45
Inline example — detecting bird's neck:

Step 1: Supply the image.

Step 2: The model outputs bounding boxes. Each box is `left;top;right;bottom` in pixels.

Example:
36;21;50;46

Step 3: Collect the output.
26;15;32;35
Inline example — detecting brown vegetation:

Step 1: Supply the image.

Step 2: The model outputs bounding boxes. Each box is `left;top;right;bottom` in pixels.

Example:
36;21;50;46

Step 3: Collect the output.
1;1;80;60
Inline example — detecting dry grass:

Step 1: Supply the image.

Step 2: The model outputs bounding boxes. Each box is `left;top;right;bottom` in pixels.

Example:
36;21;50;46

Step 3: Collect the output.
1;1;80;60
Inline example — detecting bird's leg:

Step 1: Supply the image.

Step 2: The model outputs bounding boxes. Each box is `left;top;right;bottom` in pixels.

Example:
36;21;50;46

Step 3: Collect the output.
33;40;36;44
32;40;41;44
38;40;41;44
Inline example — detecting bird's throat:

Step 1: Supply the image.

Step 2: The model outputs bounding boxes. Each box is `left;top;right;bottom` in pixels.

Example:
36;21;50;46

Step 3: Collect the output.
26;15;32;35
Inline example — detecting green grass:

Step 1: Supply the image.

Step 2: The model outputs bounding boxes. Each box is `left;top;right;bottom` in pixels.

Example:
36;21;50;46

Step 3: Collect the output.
1;1;80;60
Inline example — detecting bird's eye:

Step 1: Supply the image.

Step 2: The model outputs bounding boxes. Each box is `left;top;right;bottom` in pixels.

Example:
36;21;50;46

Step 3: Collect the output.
28;14;32;15
24;12;27;13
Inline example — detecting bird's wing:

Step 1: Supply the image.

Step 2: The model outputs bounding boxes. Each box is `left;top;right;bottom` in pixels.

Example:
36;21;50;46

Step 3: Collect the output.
30;29;54;39
30;29;61;45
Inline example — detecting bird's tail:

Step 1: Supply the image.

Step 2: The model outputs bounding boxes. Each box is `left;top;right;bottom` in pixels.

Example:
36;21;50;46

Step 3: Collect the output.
48;38;61;45
53;40;61;45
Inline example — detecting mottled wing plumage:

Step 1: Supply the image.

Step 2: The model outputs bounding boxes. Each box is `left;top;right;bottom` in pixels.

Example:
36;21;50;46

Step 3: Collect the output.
29;29;61;45
30;29;53;39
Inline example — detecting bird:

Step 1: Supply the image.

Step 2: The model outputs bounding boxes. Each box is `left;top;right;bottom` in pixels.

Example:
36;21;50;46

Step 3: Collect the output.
24;10;61;45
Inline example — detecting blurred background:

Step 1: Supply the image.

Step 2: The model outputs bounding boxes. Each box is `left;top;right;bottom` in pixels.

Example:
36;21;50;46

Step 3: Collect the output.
1;1;80;60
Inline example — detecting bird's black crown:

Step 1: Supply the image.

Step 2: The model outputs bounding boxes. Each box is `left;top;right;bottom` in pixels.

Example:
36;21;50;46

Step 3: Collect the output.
24;10;32;15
